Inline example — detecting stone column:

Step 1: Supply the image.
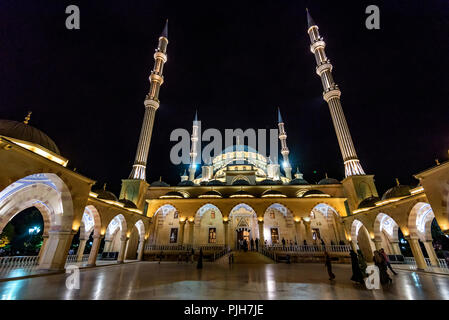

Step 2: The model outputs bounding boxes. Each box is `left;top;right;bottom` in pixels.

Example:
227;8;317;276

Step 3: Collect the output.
407;237;427;270
223;220;229;248
302;220;313;244
178;221;186;245
137;238;146;261
38;230;75;271
294;220;301;244
258;220;265;247
423;240;439;267
391;241;402;255
350;240;358;252
103;239;112;252
373;240;382;251
87;234;103;267
38;234;49;265
117;236;129;263
188;220;194;245
76;238;88;262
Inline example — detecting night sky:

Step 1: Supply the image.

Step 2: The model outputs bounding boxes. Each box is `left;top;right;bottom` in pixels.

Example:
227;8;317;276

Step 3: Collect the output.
1;0;448;197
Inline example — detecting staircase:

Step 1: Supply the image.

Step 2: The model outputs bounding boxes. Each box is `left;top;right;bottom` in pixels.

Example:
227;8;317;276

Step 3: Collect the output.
232;251;274;264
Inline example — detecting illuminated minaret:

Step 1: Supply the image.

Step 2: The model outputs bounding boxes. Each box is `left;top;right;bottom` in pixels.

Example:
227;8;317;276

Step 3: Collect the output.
189;110;199;181
277;108;292;180
129;20;169;180
306;9;365;177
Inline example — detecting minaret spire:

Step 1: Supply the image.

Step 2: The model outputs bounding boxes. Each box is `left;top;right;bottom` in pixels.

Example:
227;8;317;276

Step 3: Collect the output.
306;10;365;177
189;110;200;181
129;20;169;180
277;107;292;180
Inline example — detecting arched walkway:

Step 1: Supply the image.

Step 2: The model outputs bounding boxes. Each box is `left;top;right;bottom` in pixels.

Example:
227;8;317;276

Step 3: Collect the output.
229;203;259;250
194;204;224;245
309;203;344;245
0;173;74;270
104;214;127;263
150;204;178;245
373;213;401;255
125;220;146;260
351;219;375;262
263;203;294;245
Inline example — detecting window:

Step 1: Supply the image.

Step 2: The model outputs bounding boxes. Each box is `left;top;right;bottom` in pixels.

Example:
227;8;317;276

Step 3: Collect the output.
312;228;320;241
211;210;215;219
174;211;178;219
271;228;279;244
270;210;275;219
169;228;178;243
208;228;216;243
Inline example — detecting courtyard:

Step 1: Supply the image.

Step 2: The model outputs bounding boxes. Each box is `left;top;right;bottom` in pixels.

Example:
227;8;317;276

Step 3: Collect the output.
1;262;448;300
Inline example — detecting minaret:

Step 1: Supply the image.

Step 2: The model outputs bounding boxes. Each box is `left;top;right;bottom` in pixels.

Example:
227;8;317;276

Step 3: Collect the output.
189;110;199;181
129;20;169;180
306;9;365;177
180;169;188;182
277;108;292;180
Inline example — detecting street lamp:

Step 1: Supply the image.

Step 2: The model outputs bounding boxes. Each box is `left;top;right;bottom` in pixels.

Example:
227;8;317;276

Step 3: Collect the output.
28;226;41;235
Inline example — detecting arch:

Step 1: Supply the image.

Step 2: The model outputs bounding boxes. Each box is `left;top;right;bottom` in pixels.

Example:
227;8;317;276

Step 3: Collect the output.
409;202;435;241
263;203;295;245
374;213;399;242
153;204;178;219
351;219;375;261
0;173;74;234
231;175;250;184
80;205;101;239
309;203;343;245
150;204;178;245
134;219;145;241
229;203;257;218
194;203;224;245
105;214;127;240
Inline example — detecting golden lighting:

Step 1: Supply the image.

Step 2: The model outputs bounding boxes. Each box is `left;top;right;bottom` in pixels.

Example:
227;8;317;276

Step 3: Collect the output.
258;217;263;222
294;217;300;222
188;217;194;222
410;186;424;195
179;217;186;222
223;217;229;222
348;236;352;241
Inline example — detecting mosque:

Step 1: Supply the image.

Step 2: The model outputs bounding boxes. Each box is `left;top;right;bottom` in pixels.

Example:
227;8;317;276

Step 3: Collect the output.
0;10;448;272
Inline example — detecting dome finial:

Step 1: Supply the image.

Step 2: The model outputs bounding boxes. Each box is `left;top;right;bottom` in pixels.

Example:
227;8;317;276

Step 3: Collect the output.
435;159;440;166
159;176;162;181
325;172;328;179
103;183;107;190
395;178;400;186
23;111;32;125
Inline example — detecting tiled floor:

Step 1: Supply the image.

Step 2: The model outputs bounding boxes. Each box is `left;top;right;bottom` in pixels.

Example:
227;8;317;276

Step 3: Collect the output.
1;261;449;300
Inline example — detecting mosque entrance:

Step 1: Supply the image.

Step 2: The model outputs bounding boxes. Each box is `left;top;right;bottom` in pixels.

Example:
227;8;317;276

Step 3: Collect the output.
236;227;250;250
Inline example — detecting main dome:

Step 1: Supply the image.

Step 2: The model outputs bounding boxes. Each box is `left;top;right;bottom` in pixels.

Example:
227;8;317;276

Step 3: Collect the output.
0;119;60;155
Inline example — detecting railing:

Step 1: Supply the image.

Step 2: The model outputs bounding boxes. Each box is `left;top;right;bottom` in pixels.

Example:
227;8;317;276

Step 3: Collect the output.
264;244;351;253
213;247;229;262
144;244;226;252
404;256;448;270
260;247;276;261
0;256;40;277
65;254;89;264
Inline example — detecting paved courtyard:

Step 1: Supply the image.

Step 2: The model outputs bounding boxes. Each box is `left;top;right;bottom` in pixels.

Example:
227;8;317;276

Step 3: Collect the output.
1;262;449;300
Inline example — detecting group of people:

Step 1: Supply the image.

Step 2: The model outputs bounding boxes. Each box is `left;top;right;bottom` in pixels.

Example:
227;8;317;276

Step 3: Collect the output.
324;247;397;288
349;248;396;286
237;238;259;252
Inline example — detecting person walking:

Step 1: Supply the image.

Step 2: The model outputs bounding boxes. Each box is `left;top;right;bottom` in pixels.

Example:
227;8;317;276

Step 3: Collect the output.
255;238;259;251
158;251;163;264
380;248;397;275
197;248;203;269
374;250;392;285
191;248;195;263
357;250;368;277
324;251;335;280
282;238;286;249
250;238;254;251
349;250;364;285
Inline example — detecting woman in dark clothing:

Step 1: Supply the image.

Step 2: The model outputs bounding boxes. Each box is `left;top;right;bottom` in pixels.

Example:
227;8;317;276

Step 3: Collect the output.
373;250;392;285
349;250;364;284
324;252;335;280
197;248;203;269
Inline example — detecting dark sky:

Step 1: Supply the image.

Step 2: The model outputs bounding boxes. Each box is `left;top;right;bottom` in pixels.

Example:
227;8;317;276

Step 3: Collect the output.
1;0;448;197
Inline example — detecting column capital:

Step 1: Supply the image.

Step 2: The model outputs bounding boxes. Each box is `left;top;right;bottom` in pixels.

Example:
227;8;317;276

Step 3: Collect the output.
179;220;187;226
258;219;264;225
223;220;229;225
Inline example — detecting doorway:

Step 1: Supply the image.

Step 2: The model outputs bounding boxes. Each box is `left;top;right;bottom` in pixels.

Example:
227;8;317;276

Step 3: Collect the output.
236;228;250;250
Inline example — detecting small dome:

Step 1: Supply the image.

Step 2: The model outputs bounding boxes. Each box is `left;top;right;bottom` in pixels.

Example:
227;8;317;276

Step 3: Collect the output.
0;119;60;155
118;199;137;209
230;189;254;198
257;179;277;185
302;189;330;198
160;191;184;199
207;180;225;186
178;180;195;186
318;177;340;185
150;180;170;187
199;190;223;198
93;189;118;201
382;185;411;200
232;179;250;186
289;178;309;185
200;181;209;186
358;196;380;209
261;189;286;198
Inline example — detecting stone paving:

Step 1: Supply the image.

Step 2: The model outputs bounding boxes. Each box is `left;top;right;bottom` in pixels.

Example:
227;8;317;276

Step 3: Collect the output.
1;261;449;300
